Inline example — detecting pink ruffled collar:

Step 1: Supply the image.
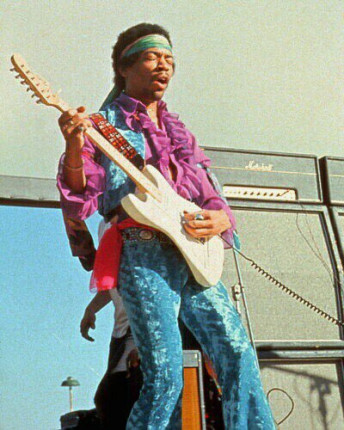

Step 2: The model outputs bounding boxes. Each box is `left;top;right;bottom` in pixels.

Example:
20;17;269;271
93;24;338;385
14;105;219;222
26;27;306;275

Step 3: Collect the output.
115;92;210;200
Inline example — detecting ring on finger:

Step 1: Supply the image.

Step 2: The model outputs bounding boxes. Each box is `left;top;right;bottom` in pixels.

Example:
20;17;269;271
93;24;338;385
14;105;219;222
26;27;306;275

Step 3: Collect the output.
195;214;204;221
77;125;85;132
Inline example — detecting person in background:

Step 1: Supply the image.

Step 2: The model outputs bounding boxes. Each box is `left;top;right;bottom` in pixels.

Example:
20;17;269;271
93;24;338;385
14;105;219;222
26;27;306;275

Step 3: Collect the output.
81;288;141;430
80;220;141;430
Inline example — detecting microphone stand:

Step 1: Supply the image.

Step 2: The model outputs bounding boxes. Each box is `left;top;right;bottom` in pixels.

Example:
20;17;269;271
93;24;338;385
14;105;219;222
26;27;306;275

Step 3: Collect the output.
231;246;260;369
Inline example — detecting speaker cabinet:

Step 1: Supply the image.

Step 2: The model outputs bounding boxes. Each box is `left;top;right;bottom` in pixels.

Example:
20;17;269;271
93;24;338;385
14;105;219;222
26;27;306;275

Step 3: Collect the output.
259;358;344;429
329;207;344;271
222;202;344;341
320;156;344;206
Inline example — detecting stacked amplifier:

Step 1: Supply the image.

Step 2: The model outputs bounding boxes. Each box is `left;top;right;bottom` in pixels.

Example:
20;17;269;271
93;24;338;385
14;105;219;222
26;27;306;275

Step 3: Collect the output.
320;156;344;269
203;147;344;430
2;150;344;429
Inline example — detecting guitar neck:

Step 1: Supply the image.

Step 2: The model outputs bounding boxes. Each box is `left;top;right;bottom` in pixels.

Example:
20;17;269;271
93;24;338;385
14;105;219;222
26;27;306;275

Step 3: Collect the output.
86;128;161;200
10;53;160;200
58;102;161;202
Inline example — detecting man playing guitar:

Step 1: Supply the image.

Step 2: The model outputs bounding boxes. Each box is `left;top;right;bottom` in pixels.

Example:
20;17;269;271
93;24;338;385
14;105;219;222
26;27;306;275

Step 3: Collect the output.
57;23;275;430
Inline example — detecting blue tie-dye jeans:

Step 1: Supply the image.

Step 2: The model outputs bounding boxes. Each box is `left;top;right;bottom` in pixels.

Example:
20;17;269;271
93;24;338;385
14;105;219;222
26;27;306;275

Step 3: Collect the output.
118;236;276;430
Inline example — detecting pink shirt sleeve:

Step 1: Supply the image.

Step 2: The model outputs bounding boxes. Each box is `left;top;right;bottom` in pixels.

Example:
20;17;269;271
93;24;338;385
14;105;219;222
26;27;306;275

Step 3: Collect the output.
56;136;106;220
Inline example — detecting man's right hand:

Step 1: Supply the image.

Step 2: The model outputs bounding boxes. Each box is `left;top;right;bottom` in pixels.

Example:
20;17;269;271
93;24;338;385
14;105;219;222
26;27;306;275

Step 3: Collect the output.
80;307;96;342
58;106;92;151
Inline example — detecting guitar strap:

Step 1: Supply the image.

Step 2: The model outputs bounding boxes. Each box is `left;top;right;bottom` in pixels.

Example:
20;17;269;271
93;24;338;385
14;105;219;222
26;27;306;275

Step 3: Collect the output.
65;114;232;272
89;113;145;171
64;113;145;271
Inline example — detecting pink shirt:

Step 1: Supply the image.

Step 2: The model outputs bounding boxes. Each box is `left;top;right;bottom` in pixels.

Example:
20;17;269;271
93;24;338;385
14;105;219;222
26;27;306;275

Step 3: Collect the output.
57;93;236;246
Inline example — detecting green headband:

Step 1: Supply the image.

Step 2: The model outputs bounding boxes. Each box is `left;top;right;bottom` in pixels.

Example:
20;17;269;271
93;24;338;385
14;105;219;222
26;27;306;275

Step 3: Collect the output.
100;34;173;110
120;34;172;59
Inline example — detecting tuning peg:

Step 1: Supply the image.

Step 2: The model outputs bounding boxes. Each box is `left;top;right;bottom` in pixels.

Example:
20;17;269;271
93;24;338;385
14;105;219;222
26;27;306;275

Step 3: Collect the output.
31;93;36;98
26;87;31;92
20;80;27;85
36;99;42;104
10;67;16;72
15;74;21;79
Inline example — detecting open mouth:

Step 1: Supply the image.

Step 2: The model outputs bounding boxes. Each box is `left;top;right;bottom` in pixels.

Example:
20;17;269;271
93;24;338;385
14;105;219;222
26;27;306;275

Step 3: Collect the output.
153;75;169;87
157;76;168;84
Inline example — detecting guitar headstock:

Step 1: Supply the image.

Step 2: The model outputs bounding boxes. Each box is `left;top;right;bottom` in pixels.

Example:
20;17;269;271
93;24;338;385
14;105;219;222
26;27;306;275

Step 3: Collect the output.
11;54;68;112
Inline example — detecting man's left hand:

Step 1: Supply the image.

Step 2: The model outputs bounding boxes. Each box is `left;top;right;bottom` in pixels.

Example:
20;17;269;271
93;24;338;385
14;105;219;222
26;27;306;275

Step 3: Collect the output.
183;209;231;239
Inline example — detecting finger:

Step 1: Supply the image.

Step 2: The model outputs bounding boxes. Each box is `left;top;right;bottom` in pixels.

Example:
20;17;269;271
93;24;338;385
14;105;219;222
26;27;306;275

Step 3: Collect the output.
193;230;216;238
196;210;210;219
80;323;88;335
84;333;94;342
186;219;213;229
183;210;209;221
80;327;88;338
66;114;89;129
58;109;78;126
183;211;199;221
72;118;92;130
64;118;92;137
183;224;214;238
81;326;94;341
61;118;77;133
80;319;90;332
184;223;201;236
59;108;89;127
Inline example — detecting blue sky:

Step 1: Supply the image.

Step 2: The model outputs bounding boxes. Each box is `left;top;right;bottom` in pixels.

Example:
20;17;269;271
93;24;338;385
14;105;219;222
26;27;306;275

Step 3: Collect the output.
0;206;114;430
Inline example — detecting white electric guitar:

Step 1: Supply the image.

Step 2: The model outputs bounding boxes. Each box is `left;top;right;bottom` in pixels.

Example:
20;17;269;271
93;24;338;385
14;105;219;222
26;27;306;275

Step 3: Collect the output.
11;54;225;287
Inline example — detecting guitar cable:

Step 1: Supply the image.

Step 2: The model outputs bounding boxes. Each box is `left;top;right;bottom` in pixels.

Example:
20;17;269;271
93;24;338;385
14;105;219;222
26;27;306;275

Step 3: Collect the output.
220;234;344;327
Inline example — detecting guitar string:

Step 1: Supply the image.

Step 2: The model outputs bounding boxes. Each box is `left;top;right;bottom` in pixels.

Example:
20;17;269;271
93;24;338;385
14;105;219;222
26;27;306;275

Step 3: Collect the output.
145;190;344;326
144;190;210;266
